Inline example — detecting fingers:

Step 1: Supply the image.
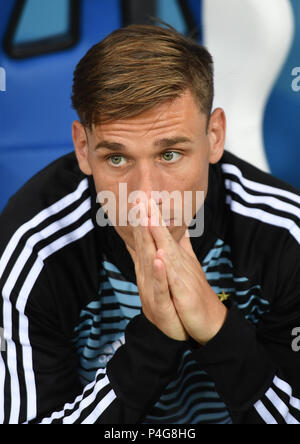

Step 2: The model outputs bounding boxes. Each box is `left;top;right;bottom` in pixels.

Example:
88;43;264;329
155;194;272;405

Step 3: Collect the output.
153;258;183;328
148;198;181;263
156;248;183;291
132;200;156;276
152;258;171;307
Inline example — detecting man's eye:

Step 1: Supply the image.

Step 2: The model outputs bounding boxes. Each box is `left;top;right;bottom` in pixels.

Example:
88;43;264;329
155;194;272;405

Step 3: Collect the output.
161;151;181;163
107;155;127;167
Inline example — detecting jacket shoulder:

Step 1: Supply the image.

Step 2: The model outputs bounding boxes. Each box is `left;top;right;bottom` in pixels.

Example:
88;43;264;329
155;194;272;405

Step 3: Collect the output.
219;150;300;295
0;152;90;256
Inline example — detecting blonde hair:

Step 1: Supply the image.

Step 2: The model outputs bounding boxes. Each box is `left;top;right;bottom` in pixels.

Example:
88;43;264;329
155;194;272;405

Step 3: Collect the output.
71;23;214;128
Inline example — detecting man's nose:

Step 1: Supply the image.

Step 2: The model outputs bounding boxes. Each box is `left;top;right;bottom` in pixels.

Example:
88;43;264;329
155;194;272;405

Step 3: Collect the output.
131;163;162;206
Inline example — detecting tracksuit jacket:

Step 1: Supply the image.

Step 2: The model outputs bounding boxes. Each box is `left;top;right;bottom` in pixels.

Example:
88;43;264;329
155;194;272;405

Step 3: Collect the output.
0;149;299;424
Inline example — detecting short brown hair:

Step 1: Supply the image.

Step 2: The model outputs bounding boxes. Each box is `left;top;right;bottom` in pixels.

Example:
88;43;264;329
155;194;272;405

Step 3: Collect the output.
71;23;214;128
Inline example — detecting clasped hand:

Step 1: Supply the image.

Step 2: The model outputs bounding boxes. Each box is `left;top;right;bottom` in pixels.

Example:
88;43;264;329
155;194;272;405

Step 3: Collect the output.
126;198;227;345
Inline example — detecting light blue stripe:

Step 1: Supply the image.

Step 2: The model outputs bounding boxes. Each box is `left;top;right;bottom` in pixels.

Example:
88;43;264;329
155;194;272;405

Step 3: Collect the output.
75;312;101;324
74;317;95;332
181;349;193;360
146;398;228;421
76;333;124;354
203;244;231;263
235;285;261;296
219;416;233;424
89;326;101;335
232;276;249;283
103;296;142;319
100;321;128;330
183;404;230;424
236;294;269;309
74;307;140;334
112;290;141;305
167;370;214;393
156;379;221;411
99;281;113;290
81;346;102;361
80;300;101;310
107;277;139;294
210;286;236;294
103;260;123;274
76;315;101;328
75;332;121;348
244;305;265;316
75;337;100;348
100;295;119;304
207;257;233;267
190;410;232;424
246;313;260;324
164;377;216;404
159;383;220;403
215;239;224;247
167;361;201;388
118;305;141;319
102;302;141;318
202;247;223;264
101;309;125;318
154;397;226;413
100;291;141;309
101;295;142;313
205;272;235;280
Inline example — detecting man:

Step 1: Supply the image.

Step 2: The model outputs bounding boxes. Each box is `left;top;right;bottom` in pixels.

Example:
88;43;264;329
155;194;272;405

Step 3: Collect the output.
0;24;299;424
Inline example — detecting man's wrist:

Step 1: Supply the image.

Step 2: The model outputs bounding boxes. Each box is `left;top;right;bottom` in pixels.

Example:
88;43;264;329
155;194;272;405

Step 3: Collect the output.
190;301;277;411
195;304;229;346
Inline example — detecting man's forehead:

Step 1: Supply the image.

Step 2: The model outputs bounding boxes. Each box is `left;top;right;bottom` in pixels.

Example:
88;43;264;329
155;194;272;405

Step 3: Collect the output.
90;92;206;139
93;136;195;153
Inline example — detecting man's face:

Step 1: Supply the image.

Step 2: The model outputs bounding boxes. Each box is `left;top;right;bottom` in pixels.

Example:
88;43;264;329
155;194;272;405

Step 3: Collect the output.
73;89;225;251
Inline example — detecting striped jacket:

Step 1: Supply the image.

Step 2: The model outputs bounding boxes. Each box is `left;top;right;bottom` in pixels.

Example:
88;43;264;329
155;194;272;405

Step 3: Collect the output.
0;150;299;424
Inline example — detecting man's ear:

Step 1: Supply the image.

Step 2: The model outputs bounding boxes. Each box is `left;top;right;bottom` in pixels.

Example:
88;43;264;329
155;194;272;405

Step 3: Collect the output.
207;108;226;164
72;120;92;175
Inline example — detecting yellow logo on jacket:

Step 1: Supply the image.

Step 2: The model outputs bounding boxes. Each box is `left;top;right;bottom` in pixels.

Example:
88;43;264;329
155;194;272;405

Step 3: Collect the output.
217;291;231;302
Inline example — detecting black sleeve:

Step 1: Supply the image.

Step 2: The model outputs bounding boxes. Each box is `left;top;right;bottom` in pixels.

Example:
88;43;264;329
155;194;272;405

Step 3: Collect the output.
0;250;189;424
191;235;300;424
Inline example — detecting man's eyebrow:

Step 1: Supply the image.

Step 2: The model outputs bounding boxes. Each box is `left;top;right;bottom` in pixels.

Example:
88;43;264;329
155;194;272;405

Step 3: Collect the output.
95;137;193;151
154;137;193;148
95;141;125;151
